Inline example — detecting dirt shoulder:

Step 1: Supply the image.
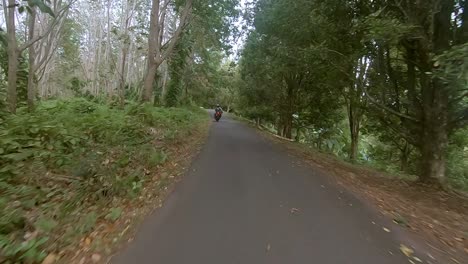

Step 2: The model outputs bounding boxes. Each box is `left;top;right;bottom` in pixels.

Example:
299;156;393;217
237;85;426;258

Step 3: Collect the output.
254;127;468;263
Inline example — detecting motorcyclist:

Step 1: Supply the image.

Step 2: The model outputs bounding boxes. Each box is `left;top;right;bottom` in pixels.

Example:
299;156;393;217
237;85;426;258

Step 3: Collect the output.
214;104;223;121
215;104;223;114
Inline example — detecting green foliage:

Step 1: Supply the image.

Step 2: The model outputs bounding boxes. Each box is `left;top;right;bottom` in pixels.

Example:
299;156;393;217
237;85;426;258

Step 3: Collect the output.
447;129;468;190
146;149;168;167
0;235;48;263
161;0;240;107
105;207;123;222
0;98;207;263
28;0;55;17
166;34;192;107
237;0;468;187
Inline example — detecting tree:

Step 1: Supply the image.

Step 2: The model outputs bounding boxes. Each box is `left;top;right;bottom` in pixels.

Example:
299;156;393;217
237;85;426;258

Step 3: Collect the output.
362;0;468;183
2;0;64;112
142;0;193;102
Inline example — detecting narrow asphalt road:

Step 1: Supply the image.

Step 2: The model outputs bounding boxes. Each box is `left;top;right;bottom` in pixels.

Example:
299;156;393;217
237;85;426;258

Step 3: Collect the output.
113;114;412;264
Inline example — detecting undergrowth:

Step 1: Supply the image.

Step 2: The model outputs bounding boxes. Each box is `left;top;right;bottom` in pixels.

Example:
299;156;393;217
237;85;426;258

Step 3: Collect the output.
0;98;207;263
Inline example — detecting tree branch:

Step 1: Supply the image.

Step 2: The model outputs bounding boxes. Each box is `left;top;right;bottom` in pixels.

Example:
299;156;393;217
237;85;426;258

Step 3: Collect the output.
17;1;73;52
450;92;468;103
376;112;418;145
160;0;193;62
393;0;409;19
364;86;420;122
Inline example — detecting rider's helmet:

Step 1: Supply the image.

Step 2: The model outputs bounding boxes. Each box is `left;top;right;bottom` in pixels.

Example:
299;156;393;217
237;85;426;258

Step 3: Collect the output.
216;104;220;107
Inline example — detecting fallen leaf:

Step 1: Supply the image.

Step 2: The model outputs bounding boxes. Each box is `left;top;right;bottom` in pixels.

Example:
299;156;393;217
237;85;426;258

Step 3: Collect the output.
400;244;414;257
91;253;101;263
290;208;300;214
412;256;422;263
85;237;92;246
24;231;38;241
41;254;57;264
454;237;463;242
426;253;435;260
383;227;391;233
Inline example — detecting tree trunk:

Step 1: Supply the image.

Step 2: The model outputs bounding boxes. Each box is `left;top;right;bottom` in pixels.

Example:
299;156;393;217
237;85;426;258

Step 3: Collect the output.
119;46;128;106
142;0;192;102
27;9;37;111
295;127;301;142
347;101;360;160
419;122;448;183
417;0;452;183
142;63;158;102
349;127;359;160
5;0;18;113
283;115;292;139
142;0;160;102
400;141;410;172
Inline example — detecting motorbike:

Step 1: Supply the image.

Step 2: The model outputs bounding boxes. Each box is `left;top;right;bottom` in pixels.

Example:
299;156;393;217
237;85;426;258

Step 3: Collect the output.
214;111;222;122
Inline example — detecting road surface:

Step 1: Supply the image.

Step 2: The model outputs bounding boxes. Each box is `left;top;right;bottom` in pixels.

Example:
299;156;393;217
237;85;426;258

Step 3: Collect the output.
113;114;413;264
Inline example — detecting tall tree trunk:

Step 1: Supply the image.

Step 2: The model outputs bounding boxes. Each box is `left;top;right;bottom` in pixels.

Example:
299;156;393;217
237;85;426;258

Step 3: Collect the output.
5;0;18;113
95;18;103;95
350;133;359;160
142;0;161;102
142;0;192;102
420;120;448;183
283;114;293;139
347;96;361;160
417;0;452;183
117;0;132;106
346;58;366;161
106;0;112;93
119;46;128;106
27;9;37;111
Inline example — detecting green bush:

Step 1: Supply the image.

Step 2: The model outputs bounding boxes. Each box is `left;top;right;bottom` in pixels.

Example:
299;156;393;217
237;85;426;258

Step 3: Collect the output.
0;98;207;263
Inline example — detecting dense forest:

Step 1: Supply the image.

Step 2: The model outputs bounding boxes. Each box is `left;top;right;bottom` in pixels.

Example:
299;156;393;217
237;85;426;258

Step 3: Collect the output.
0;0;239;111
0;0;239;262
0;0;467;263
237;0;468;189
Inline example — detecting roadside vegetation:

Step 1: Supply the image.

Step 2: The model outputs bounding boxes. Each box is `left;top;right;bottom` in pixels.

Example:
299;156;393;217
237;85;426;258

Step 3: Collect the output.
1;0;237;261
234;0;468;191
1;0;467;262
0;99;207;262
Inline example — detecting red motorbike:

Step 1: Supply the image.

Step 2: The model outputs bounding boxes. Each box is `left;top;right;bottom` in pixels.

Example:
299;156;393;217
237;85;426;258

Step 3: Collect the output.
214;111;222;122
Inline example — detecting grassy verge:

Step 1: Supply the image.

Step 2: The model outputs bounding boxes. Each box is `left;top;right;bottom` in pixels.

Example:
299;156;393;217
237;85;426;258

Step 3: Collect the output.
0;99;209;263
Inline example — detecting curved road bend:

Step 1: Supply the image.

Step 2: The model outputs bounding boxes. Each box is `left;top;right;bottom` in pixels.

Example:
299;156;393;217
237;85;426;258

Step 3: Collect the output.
113;114;414;264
